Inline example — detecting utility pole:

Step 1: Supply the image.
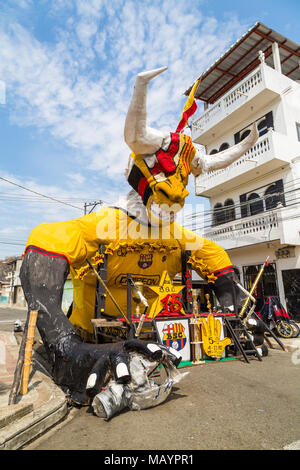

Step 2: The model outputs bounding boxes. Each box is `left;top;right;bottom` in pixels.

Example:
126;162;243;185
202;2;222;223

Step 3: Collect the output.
84;201;103;215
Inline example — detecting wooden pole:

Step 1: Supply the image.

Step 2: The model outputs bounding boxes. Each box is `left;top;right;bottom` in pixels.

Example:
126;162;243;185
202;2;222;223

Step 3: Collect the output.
86;259;130;325
239;256;269;319
20;310;38;395
8;318;29;405
135;307;149;337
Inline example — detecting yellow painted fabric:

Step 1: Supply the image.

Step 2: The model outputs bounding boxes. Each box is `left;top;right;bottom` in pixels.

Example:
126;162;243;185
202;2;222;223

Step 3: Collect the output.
25;206;231;333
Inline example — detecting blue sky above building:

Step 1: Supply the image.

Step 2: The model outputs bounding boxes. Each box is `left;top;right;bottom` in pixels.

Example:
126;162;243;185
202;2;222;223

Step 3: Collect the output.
0;0;299;259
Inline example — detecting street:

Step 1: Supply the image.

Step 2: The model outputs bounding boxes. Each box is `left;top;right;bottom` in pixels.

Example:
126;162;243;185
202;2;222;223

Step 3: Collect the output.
1;306;299;451
24;343;300;451
0;306;27;332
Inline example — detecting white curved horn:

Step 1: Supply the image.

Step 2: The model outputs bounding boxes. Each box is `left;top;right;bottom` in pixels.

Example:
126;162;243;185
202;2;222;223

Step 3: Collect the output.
191;123;259;175
124;66;168;155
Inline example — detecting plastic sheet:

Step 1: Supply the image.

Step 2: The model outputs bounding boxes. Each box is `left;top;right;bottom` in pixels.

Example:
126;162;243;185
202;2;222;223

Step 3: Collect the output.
92;352;188;420
92;382;131;420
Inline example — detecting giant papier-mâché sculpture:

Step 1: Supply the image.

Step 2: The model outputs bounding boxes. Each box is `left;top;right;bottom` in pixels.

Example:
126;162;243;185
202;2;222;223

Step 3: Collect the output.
20;67;258;415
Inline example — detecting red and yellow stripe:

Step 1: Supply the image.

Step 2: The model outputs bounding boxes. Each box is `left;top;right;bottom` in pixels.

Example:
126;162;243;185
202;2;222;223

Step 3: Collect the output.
176;78;200;133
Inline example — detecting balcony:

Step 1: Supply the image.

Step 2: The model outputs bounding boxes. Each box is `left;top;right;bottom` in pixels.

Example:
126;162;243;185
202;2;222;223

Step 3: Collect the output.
194;130;300;197
202;212;281;250
191;62;293;146
199;200;300;250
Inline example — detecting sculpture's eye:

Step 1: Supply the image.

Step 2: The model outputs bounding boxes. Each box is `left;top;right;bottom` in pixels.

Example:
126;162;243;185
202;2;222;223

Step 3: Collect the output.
157;188;169;199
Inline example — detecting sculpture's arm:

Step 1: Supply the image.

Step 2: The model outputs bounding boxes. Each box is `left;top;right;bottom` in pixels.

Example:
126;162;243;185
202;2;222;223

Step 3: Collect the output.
191;123;259;175
176;225;243;310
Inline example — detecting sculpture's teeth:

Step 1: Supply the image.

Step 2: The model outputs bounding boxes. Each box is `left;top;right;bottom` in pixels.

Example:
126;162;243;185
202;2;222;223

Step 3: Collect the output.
148;200;181;222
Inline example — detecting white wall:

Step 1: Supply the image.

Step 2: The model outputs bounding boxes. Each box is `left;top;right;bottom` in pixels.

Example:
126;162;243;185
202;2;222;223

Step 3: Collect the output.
282;82;300;140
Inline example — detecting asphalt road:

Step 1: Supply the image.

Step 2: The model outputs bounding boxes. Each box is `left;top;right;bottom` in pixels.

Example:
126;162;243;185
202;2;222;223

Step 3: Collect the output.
24;346;300;451
2;306;299;451
0;306;27;332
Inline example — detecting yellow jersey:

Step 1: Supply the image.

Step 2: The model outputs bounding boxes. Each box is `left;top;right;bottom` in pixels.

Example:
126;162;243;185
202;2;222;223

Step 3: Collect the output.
25;206;232;333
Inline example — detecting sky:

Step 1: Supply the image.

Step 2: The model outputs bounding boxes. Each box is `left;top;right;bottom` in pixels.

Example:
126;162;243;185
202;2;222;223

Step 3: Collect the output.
0;0;299;260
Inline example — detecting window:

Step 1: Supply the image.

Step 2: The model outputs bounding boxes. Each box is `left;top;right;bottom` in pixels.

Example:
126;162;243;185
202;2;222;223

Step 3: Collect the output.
212;200;235;226
248;193;264;216
265;184;280;210
243;262;279;311
240;179;285;218
257;117;268;136
209;143;230;154
219;142;230;151
240;129;251;141
213;203;225;226
234;111;274;144
224;199;235;222
282;269;300;320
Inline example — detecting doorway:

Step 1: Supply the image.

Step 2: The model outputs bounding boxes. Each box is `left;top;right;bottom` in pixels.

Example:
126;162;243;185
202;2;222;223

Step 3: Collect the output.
282;269;300;321
242;262;279;311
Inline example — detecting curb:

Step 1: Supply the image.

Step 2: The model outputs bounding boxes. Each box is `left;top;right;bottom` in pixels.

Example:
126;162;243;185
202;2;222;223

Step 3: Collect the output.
266;335;300;353
0;371;68;450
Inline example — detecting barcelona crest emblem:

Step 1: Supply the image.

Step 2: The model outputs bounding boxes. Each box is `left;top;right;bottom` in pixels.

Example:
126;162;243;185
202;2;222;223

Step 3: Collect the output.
138;253;153;269
162;322;186;351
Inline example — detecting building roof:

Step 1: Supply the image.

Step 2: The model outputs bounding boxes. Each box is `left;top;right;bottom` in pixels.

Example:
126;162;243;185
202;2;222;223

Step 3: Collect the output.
3;256;23;264
185;22;300;104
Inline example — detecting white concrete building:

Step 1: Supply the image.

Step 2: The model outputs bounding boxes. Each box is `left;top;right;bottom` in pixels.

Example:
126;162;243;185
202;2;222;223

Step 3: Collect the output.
189;22;300;319
4;257;26;307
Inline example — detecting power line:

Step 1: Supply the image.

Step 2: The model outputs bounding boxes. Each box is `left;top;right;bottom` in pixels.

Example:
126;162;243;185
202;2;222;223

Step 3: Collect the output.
0;241;25;246
0;207;299;252
184;184;300;221
187;178;300;214
84;201;104;215
0;192;110;202
186;196;300;227
187;201;300;234
0;176;83;211
185;200;300;228
184;193;300;227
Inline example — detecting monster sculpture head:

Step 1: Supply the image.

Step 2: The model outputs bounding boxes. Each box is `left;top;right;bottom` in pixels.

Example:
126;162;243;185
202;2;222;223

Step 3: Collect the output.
124;67;258;224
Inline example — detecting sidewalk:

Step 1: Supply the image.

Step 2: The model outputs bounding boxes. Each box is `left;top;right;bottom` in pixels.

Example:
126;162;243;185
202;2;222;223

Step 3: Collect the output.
0;304;27;311
0;330;68;450
0;324;299;450
265;330;300;353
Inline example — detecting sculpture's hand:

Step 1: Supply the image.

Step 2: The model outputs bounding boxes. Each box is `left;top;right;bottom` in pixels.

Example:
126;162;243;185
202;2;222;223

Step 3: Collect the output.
85;340;168;398
53;335;181;405
201;314;231;358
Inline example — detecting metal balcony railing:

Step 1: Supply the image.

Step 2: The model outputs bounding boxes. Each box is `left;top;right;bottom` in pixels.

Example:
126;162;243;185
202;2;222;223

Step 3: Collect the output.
191;63;292;144
194;129;299;197
192;66;264;138
203;213;280;249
